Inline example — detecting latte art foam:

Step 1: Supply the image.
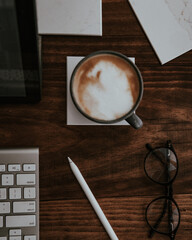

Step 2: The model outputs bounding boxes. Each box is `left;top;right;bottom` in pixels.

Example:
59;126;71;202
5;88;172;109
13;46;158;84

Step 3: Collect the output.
72;54;140;121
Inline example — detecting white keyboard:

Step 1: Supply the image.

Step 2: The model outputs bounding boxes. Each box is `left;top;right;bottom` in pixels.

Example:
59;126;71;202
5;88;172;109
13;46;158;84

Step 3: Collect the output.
0;149;39;240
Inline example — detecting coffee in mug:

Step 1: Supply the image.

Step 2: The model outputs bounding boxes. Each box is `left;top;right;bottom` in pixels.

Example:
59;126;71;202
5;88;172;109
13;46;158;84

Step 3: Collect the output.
70;51;143;129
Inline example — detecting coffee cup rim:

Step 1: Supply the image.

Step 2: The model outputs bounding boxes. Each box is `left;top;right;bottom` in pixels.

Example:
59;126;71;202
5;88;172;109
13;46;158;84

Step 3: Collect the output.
70;50;143;124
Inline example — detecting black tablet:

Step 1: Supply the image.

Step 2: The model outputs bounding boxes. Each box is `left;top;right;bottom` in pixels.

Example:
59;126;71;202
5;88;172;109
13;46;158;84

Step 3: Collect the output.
0;0;41;103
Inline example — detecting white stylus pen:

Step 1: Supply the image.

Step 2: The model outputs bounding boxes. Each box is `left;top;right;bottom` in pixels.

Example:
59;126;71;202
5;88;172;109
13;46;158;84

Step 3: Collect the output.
68;157;119;240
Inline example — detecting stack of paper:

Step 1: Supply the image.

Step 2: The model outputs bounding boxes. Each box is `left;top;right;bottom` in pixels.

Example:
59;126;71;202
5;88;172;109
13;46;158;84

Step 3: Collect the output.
36;0;102;36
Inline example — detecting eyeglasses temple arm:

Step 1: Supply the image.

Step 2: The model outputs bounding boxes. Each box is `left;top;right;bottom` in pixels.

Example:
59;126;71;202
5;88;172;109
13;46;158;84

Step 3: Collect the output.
170;235;175;240
166;145;174;238
148;199;168;238
146;144;165;165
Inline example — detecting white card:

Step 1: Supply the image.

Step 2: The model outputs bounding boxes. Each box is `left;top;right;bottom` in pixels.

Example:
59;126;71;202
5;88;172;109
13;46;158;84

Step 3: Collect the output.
66;56;135;126
128;0;192;64
36;0;102;36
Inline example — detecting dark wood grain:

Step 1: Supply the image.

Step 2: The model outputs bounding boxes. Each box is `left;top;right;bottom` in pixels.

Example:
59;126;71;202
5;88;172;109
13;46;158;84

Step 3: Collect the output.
0;0;192;239
40;195;192;240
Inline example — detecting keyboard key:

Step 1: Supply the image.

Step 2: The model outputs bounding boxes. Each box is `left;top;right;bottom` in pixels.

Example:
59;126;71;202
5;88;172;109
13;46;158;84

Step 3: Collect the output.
0;216;3;227
0;188;6;200
2;174;14;186
24;236;36;240
13;201;36;213
24;188;36;199
0;165;5;172
0;148;39;239
0;202;10;214
9;237;21;240
16;174;35;185
9;188;22;200
6;215;36;228
9;229;22;236
8;164;21;172
23;164;36;172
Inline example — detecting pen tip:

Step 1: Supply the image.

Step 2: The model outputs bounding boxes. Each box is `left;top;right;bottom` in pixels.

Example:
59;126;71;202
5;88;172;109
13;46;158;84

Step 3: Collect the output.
67;157;73;164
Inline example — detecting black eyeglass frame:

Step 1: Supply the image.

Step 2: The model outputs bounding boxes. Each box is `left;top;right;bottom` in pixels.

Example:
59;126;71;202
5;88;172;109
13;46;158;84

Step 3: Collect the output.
144;141;180;240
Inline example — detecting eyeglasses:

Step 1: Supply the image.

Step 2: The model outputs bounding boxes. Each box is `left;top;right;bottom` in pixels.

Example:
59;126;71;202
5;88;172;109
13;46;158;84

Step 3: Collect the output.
144;140;180;240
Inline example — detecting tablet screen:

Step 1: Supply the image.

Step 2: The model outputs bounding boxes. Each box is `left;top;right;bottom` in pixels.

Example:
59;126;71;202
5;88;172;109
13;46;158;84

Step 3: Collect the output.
0;0;41;102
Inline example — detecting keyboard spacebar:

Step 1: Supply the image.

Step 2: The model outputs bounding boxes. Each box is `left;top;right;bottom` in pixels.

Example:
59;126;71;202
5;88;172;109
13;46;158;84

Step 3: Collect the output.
6;215;36;227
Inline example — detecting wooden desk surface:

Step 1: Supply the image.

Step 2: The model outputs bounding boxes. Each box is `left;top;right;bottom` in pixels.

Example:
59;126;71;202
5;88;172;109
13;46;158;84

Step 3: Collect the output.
1;0;192;239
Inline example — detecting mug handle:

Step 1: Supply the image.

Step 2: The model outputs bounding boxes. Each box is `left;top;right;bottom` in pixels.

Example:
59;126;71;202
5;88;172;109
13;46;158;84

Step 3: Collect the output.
125;112;143;129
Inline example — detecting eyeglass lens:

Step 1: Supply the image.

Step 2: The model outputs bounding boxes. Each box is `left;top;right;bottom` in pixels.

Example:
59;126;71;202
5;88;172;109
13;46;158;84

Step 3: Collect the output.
145;148;177;184
146;197;179;234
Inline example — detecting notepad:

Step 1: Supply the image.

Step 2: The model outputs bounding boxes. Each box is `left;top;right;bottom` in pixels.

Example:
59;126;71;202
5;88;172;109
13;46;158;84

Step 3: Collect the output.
36;0;102;36
128;0;192;64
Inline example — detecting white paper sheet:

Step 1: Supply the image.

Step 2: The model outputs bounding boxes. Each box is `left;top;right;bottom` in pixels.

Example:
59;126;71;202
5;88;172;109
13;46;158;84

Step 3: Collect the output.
129;0;192;64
